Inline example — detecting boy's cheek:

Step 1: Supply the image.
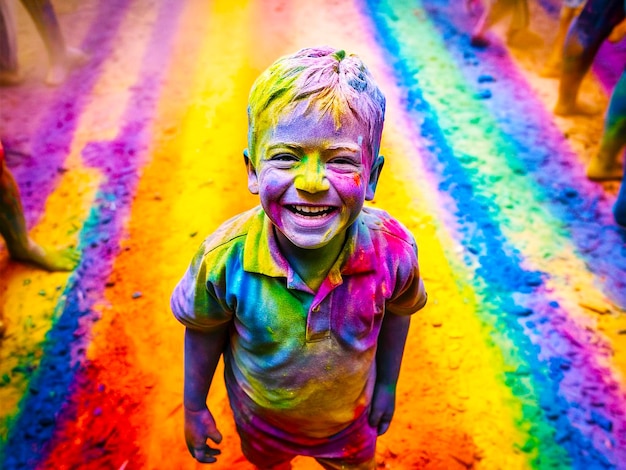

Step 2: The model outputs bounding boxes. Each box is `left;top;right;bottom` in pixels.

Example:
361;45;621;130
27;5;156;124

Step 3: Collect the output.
331;174;368;197
257;174;281;196
259;166;292;183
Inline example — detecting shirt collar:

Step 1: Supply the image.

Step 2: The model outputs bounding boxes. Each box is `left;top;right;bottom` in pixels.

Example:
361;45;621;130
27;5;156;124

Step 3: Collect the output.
243;208;377;283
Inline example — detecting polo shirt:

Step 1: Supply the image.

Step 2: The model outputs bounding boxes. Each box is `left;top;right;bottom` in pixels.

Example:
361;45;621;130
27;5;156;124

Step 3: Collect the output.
171;205;426;439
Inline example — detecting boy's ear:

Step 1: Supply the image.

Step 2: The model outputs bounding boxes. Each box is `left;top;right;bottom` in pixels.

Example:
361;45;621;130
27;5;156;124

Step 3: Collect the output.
243;149;259;195
365;155;384;201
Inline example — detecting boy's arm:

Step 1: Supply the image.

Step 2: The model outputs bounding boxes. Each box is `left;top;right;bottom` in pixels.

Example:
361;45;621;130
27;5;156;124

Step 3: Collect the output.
369;312;410;435
184;326;229;464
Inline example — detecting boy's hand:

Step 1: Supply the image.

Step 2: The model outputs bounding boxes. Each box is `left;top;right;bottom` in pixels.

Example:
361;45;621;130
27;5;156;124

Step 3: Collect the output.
368;383;396;436
184;406;223;463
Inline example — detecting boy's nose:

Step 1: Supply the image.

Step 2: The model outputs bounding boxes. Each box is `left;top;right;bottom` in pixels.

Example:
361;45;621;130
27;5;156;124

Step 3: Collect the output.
294;158;330;193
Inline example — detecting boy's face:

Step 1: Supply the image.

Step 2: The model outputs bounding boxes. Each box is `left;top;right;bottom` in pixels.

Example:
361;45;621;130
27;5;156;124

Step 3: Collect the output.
246;101;383;250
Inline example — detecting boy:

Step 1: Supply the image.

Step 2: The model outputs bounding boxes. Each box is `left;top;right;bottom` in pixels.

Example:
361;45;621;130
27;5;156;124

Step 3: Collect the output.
171;46;427;469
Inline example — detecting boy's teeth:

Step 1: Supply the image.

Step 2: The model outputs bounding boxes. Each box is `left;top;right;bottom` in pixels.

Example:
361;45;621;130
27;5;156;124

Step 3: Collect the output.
292;205;332;215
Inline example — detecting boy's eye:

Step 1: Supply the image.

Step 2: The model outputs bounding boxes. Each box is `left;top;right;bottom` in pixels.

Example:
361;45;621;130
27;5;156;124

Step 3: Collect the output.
269;153;298;162
330;157;356;165
328;156;360;169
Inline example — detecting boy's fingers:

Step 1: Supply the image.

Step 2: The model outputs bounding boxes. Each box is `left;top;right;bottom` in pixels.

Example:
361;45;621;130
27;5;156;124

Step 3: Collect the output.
194;446;221;456
369;404;394;435
368;408;383;428
192;445;221;463
207;429;223;444
369;412;392;435
377;420;391;436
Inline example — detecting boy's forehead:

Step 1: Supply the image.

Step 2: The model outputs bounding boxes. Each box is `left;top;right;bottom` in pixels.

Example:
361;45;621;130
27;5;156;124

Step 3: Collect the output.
260;103;366;147
266;100;364;138
249;99;379;168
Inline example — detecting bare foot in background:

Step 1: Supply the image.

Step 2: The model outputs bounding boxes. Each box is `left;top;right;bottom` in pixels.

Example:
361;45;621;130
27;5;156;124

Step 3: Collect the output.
11;240;80;271
586;158;623;181
554;98;601;116
46;47;89;86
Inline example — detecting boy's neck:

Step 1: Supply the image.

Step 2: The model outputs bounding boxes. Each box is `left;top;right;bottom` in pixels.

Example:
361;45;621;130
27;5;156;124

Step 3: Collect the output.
274;228;346;292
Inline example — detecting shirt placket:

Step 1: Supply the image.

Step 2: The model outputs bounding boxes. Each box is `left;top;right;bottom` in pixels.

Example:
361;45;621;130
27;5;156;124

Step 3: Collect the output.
305;291;332;342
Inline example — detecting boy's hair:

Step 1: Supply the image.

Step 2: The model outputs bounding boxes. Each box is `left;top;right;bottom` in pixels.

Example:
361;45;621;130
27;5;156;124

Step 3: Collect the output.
247;46;386;166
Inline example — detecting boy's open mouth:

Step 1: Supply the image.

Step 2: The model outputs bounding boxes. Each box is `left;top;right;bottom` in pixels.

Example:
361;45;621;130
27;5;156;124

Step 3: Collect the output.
287;205;336;217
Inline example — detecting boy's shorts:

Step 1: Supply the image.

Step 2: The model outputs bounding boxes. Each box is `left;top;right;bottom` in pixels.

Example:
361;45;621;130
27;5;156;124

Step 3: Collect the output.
229;386;377;469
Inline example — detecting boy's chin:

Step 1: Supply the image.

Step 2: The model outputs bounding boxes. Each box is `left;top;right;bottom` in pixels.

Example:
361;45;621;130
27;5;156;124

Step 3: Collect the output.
281;234;334;250
276;227;340;251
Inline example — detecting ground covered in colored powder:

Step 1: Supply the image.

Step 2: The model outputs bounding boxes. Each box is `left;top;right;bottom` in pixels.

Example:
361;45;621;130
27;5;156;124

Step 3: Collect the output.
1;0;625;469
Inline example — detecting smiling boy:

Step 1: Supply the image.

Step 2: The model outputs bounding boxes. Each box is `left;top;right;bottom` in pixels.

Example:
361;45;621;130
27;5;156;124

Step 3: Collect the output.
171;46;427;469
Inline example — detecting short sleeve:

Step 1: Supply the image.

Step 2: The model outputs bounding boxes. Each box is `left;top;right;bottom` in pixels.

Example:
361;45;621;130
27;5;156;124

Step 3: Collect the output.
170;241;233;331
386;237;427;316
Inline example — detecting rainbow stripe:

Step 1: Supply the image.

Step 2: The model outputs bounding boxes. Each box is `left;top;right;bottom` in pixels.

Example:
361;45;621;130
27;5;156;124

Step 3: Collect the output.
0;0;624;468
364;2;625;468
